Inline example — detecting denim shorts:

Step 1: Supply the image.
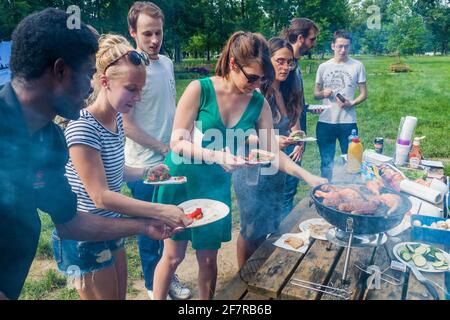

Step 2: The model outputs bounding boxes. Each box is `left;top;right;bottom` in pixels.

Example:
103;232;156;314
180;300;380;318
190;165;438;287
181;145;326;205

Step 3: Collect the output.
52;230;125;277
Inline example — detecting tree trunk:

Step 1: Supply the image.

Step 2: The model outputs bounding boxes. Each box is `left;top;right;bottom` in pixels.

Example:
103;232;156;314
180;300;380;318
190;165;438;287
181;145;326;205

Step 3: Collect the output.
96;0;101;21
175;43;182;64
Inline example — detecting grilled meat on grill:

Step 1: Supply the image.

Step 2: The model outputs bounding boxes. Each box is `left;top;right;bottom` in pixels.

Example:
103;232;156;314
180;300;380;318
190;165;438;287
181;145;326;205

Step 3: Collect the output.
314;182;402;215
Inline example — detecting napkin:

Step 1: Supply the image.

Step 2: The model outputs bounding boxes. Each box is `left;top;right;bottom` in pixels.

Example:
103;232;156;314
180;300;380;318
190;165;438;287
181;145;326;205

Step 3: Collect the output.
273;231;310;253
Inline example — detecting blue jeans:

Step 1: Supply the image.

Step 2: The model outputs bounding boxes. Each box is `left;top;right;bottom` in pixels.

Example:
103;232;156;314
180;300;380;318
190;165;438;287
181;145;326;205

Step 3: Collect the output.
282;144;300;218
127;180;162;291
316;122;358;181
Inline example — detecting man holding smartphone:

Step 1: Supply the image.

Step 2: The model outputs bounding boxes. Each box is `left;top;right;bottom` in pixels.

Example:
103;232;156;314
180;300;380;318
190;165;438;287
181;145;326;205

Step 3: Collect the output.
314;30;367;181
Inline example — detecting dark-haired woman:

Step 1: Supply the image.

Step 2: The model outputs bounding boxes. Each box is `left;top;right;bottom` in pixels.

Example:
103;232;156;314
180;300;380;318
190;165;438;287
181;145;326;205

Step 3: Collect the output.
153;32;326;300
233;38;326;269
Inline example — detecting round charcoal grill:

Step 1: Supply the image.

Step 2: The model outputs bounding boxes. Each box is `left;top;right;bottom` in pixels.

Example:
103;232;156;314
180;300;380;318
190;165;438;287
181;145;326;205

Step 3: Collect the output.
310;183;412;284
310;183;412;236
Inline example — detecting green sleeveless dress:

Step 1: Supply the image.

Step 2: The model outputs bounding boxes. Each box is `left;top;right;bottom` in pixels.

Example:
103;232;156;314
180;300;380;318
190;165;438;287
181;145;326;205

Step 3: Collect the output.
156;77;264;250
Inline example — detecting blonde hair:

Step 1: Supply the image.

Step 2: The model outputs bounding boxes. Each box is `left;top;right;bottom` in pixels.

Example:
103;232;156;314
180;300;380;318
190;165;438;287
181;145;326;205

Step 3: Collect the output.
89;34;144;103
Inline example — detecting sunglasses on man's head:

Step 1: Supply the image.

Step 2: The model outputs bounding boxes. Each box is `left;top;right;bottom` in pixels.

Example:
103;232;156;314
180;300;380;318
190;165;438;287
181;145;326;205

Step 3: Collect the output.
104;50;150;74
235;61;264;84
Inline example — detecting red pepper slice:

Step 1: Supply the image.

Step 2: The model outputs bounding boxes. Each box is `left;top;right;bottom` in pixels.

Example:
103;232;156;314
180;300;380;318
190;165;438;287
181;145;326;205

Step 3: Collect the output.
186;208;203;220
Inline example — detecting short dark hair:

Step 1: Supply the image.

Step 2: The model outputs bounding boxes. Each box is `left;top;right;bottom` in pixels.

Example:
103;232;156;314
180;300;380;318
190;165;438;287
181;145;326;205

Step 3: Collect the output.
281;18;319;44
333;30;352;43
10;8;99;80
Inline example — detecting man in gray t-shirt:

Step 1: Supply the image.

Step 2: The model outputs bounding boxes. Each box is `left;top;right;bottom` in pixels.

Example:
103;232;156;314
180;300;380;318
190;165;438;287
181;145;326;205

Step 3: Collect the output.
314;30;367;181
123;2;191;300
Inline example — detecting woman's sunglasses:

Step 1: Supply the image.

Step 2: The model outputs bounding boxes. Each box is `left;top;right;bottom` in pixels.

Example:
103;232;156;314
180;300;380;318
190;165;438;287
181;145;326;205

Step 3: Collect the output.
104;50;150;74
235;61;264;84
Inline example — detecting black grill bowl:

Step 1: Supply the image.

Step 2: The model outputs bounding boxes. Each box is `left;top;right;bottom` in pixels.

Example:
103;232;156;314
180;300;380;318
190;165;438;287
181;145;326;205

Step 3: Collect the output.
310;183;412;235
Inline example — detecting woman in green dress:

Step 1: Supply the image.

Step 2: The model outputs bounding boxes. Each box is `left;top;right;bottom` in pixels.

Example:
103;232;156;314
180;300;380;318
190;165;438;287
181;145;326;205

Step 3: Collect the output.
153;32;326;300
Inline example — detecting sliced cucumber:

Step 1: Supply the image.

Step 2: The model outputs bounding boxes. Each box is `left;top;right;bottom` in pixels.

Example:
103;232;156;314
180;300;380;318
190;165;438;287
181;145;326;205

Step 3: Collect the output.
406;244;417;253
415;245;430;255
413;254;428;268
429;246;440;255
397;246;408;254
434;252;446;262
434;265;449;271
400;251;412;262
432;260;446;268
425;253;438;263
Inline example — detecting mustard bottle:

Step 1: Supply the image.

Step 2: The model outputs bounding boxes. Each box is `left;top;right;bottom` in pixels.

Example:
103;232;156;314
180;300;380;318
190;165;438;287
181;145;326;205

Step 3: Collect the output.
347;137;363;173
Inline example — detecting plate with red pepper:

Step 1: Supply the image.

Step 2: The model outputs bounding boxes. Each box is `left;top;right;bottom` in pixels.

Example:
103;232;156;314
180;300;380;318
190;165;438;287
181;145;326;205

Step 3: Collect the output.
178;199;230;228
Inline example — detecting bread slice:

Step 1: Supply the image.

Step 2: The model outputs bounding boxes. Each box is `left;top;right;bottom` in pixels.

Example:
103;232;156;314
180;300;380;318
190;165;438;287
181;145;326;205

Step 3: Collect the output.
284;237;304;249
290;130;306;140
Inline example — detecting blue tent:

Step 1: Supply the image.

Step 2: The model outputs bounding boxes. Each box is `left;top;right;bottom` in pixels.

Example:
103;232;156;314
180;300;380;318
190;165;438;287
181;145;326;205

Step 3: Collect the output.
0;41;11;86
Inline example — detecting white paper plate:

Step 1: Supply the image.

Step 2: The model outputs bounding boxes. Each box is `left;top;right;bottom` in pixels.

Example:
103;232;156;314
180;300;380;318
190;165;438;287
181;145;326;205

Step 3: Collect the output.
299;218;332;241
246;160;272;166
273;231;311;253
308;104;332;111
291;137;317;142
143;176;187;186
393;242;450;273
178;199;230;228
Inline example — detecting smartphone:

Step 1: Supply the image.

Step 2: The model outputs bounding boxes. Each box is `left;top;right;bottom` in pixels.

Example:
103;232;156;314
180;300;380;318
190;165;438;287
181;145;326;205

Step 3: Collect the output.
336;93;346;103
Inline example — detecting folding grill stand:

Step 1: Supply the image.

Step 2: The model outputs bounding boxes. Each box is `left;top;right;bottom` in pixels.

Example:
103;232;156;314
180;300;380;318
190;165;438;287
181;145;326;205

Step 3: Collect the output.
341;218;354;284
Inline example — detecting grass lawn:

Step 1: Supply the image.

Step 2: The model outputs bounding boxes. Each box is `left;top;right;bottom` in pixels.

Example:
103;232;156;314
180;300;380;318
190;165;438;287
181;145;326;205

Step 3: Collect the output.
21;55;449;299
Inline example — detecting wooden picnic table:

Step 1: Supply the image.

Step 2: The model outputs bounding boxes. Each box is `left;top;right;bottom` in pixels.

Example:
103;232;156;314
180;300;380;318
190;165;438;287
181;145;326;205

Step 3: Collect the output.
216;197;449;300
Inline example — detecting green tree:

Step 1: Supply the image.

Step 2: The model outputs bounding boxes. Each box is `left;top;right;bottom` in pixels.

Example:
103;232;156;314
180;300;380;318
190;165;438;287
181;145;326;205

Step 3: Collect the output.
413;0;449;55
0;0;33;40
348;0;391;55
386;0;430;56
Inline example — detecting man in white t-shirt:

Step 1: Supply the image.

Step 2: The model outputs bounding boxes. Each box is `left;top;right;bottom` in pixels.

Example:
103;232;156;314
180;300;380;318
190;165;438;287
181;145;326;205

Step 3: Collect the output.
123;2;190;300
314;30;367;181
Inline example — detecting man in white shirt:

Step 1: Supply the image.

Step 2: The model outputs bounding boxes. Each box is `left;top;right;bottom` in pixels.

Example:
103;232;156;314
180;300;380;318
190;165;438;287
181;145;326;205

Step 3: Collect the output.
123;1;190;300
314;30;367;181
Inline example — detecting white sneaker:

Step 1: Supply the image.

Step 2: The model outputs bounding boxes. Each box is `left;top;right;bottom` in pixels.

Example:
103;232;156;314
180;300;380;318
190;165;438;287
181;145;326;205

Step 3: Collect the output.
147;289;171;300
168;275;191;300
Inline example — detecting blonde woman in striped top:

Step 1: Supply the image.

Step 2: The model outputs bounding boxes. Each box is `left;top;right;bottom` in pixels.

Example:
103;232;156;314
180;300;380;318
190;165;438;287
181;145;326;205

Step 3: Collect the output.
52;34;191;300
